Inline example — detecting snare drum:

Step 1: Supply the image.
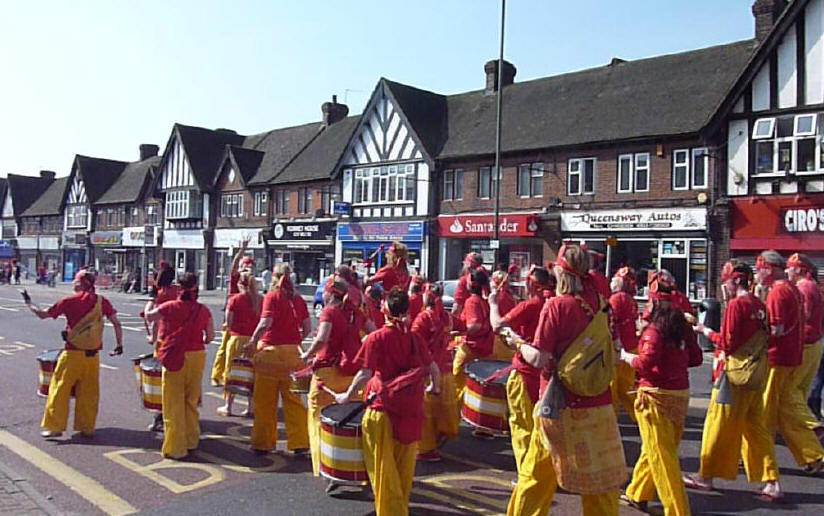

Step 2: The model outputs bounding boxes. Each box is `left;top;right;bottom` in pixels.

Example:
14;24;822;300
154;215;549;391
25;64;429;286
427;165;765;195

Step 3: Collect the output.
36;350;62;398
319;402;368;485
461;359;511;435
139;357;163;412
225;357;254;396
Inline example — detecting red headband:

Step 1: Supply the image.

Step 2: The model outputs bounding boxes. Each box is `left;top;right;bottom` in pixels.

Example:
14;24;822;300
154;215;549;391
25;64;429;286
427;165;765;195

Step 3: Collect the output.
756;253;784;271
324;278;347;297
720;262;749;284
786;253;809;272
555;243;583;278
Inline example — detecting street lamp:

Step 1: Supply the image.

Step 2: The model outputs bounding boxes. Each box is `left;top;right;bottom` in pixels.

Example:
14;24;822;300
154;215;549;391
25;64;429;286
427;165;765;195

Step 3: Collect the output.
492;0;506;268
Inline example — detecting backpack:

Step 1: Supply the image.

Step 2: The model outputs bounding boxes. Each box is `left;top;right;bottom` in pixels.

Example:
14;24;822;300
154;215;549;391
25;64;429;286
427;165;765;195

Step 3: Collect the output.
556;296;615;397
66;296;104;350
725;329;767;390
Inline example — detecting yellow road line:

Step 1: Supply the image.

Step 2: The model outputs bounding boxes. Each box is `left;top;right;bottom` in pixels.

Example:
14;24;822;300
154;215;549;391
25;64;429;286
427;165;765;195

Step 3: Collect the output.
0;429;137;516
412;486;499;515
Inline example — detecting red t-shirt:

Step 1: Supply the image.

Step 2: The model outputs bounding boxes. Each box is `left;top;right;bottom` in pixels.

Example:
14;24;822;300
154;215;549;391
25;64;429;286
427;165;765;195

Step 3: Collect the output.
407;293;423;320
589;271;611;300
710;293;766;355
411;307;451;372
461;294;494;357
155;285;180;305
156;300;211;352
228;271;240;295
315;303;350;366
226;293;261;337
632;324;702;390
370;265;410;294
496;288;517;319
796;278;824;345
453;275;470;314
366;297;385;328
765;280;804;366
259;289;308;346
609;291;638;352
534;290;611;408
47;292;115;351
503;296;545;403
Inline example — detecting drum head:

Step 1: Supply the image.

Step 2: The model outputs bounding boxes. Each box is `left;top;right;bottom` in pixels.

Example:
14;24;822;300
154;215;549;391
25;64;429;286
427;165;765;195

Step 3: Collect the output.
131;352;154;363
37;349;62;362
140;357;161;371
320;401;364;428
465;359;511;386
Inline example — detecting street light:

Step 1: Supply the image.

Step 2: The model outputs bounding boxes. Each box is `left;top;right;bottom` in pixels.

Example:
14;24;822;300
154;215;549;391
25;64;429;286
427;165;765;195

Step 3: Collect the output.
492;0;506;268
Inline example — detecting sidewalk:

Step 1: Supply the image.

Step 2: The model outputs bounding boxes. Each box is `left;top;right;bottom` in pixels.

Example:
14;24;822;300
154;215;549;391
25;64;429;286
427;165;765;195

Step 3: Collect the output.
0;460;60;516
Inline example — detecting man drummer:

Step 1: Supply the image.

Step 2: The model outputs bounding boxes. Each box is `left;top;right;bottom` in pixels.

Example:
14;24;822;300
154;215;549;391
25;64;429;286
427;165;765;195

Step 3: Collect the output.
25;270;124;438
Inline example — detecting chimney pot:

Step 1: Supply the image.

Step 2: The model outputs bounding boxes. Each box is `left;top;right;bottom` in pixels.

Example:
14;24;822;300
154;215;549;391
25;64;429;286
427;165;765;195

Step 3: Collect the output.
322;96;349;127
139;144;159;161
39;170;56;180
752;0;788;43
484;59;517;95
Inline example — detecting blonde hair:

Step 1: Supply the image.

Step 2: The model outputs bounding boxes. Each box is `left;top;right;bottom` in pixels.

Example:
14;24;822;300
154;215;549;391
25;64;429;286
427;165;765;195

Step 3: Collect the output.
491;270;507;287
554;244;589;296
387;241;408;267
270;263;292;291
238;270;258;297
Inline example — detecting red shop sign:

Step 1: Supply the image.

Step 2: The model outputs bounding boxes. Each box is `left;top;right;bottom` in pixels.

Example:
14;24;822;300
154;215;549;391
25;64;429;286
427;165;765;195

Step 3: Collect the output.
730;195;824;251
438;214;539;238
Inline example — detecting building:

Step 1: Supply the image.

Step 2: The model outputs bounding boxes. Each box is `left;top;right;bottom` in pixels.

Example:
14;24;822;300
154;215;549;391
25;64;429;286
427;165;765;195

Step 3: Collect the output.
18;176;69;275
1;172;57;274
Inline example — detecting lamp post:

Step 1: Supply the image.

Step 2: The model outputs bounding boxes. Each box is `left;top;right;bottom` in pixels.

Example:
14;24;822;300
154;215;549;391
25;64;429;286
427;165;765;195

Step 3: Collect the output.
492;0;506;268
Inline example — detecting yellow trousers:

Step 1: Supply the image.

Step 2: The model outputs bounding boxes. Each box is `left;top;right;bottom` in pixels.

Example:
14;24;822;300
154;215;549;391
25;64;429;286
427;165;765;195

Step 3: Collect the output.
611;359;637;423
362;408;417;516
798;341;824;430
700;385;778;482
250;346;309;452
41;350;99;434
419;372;460;454
308;367;354;476
221;334;249;386
162;350;206;459
626;394;691;516
507;420;619;516
752;365;824;467
506;371;535;474
210;323;229;383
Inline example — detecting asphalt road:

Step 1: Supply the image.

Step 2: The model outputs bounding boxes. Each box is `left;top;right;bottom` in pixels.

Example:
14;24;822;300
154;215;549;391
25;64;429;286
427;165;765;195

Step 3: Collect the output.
0;282;822;515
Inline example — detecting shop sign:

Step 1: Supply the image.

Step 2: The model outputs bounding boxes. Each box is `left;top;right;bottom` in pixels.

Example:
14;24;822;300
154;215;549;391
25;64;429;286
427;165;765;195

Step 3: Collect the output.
62;231;87;247
270;221;335;243
15;236;38;250
731;196;824;250
332;201;351;216
561;207;706;232
437;214;539;238
122;226;158;247
782;207;824;233
163;229;204;249
337;221;425;242
0;240;13;258
213;228;264;249
90;231;122;246
39;236;60;250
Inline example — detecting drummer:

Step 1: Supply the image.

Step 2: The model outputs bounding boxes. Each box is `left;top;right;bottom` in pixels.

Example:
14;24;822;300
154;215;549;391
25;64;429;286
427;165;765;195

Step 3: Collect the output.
407;276;425;321
246;263;310;455
452;252;485;316
489;270;517;361
609;266;639;422
26;270;123;438
365;241;411;295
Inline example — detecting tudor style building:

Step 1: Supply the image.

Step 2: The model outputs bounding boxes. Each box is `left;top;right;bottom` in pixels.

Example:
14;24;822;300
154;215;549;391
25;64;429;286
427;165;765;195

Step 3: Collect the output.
18;176;69;274
1;172;57;272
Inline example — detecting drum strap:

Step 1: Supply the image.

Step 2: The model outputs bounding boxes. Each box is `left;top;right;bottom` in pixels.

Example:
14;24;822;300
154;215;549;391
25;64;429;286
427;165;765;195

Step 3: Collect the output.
483;364;515;384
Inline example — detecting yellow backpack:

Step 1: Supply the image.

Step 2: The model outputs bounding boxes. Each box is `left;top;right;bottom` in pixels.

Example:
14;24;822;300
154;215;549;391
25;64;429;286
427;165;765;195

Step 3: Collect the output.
556;296;615;397
725;329;767;390
66;296;104;350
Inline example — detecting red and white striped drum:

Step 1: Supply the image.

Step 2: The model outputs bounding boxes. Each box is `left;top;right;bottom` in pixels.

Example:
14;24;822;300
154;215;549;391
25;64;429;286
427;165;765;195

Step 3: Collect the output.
131;353;154;390
319;402;367;485
139;357;163;412
36;350;62;398
461;359;511;435
225;357;254;396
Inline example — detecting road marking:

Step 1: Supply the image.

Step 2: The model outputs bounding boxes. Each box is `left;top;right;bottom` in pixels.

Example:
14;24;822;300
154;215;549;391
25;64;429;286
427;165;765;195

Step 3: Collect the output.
204;391;249;406
440;451;509;474
0;429;137;515
100;364;118;370
0;306;19;312
104;448;224;494
412;486;499;516
419;473;510;510
15;341;35;348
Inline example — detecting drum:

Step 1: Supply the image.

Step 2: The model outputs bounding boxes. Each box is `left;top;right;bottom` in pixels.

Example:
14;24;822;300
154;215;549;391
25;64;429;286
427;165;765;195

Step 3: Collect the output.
139;357;163;412
225;357;254;396
289;371;311;394
319;402;368;485
131;353;154;390
36;350;62;398
461;359;511;435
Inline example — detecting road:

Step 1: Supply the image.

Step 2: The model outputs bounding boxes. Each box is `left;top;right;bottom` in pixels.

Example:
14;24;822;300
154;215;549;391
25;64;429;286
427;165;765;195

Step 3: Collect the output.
0;281;822;515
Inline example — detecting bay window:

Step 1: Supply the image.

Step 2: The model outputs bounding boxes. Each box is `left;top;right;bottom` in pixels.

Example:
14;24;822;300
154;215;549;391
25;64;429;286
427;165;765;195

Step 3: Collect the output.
753;114;823;176
352;164;416;205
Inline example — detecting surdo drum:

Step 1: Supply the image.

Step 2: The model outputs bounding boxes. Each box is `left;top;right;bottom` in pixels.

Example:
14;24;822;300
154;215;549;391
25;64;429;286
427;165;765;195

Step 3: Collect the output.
36;350;63;398
461;359;511;435
225;357;254;396
319;402;368;485
139;357;163;412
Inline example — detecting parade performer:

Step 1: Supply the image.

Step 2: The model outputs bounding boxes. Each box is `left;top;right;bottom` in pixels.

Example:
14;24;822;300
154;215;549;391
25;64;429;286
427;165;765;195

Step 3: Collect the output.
211;239;253;386
489;270;517;361
246;263;310;455
145;273;214;459
587;249;611;300
609;266;639;421
452;252;485;316
621;292;703;515
644;270;695;323
365;283;385;328
412;282;458;461
508;243;626;516
217;270;262;417
785;253;824;433
335;287;436;516
407;276;425;321
751;250;824;474
26;270;123;438
366;241;411;294
682;260;782;500
492;266;554;475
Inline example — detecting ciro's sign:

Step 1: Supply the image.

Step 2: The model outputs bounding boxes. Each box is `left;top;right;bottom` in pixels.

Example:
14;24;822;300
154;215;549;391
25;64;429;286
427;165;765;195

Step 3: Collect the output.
783;208;824;233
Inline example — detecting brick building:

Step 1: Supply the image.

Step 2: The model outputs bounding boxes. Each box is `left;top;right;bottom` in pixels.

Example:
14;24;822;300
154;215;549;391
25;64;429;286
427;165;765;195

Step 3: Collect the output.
18;176;69;275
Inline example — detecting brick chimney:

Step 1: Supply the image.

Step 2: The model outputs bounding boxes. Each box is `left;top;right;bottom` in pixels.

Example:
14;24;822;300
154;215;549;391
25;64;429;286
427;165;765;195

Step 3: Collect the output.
39;170;56;180
484;59;516;95
322;95;349;127
752;0;788;43
139;144;159;161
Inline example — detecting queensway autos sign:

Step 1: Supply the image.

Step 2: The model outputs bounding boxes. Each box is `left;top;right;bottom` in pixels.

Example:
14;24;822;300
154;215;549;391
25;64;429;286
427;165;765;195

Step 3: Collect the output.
561;207;706;232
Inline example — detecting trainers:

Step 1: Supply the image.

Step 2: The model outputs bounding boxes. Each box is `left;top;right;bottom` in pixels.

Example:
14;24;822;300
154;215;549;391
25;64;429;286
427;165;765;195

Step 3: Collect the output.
291;448;309;457
416;450;442;462
802;459;823;475
210;378;222;387
40;430;62;438
216;406;232;417
758;481;784;503
240;409;253;418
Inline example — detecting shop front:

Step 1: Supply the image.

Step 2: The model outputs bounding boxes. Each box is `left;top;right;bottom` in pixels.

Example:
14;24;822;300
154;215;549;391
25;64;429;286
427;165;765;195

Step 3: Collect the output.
437;213;543;281
0;240;15;275
213;228;264;290
61;231;87;281
561;207;708;302
163;229;207;289
15;236;39;275
38;236;60;273
122;226;159;291
335;221;427;278
90;231;124;287
267;220;336;286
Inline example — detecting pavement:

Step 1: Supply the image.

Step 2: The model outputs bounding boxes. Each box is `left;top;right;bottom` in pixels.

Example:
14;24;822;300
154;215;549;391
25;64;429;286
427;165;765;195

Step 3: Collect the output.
0;281;823;515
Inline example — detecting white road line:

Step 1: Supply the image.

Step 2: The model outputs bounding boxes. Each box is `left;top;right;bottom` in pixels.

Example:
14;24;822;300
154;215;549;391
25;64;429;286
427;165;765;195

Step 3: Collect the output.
100;364;118;370
204;391;249;406
14;341;35;348
0;306;19;312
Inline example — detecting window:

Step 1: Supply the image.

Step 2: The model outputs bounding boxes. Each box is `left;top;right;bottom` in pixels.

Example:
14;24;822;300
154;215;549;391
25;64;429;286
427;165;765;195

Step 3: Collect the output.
106;208;115;227
165;190;193;220
67;204;87;228
352;165;416;204
691;148;708;189
253;191;268;217
478;166;499;199
220;193;244;218
442;168;464;200
95;210;104;228
274;189;289;215
298;188;312;214
672;150;689;190
320;188;331;215
119;207;126;226
146;205;158;225
517;163;544;197
567;158;596;195
753;114;824;176
618;153;649;193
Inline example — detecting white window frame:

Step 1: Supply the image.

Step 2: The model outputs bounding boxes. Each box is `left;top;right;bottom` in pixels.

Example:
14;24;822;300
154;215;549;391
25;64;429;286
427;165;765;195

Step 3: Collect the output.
752;118;776;140
672;149;690;190
478;167;492;199
634;153;650;192
617;154;633;193
443;169;455;200
568;158;596;196
530;163;544;197
352;165;415;206
691;148;708;189
795;114;816;137
516;162;544;198
253;191;268;217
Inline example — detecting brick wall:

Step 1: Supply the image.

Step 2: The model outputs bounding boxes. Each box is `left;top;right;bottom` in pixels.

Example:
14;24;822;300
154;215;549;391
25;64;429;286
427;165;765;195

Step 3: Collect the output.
271;180;336;219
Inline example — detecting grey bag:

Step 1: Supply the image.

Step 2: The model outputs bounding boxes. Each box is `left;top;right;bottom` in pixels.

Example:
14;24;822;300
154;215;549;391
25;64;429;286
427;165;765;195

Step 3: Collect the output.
714;369;732;405
536;371;567;420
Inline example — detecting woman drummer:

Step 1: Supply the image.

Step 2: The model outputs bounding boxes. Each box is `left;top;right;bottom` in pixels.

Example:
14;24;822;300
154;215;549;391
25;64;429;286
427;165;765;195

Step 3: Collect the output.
145;272;214;460
217;270;262;417
609;266;639;422
489;270;518;361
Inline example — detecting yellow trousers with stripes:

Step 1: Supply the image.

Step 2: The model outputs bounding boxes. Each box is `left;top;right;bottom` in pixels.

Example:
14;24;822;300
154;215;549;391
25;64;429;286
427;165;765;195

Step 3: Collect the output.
699;385;778;482
418;372;459;454
250;346;309;452
798;341;824;430
162;350;206;459
210;323;230;384
41;350;99;434
625;393;691;516
221;334;249;386
506;371;535;474
362;408;417;516
507;420;619;516
611;359;637;423
308;367;355;476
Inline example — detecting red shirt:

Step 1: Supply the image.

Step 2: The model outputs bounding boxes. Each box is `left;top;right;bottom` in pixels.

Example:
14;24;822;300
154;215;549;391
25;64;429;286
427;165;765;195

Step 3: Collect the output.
534;290;611;408
711;293;766;355
589;270;611;300
503;296;545;403
407;293;423;320
453;275;470;314
155;285;180;305
461;294;494;357
796;278;823;345
632;324;702;390
315;303;350;366
765;280;804;366
370;265;410;294
496;288;517;319
260;289;308;346
47;292;116;351
226;293;261;337
609;291;638;352
366;297;384;328
411;307;451;372
156;300;211;352
228;271;240;295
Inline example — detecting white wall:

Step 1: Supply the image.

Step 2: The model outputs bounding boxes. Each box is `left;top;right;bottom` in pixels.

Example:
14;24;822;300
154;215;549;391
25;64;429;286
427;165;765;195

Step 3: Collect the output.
805;0;824;104
778;25;798;108
727;119;749;196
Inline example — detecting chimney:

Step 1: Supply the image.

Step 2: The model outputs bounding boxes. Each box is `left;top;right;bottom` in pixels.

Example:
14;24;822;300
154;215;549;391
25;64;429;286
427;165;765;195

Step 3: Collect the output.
484;59;516;95
752;0;788;43
322;95;349;127
39;170;56;180
139;144;159;161
215;128;237;135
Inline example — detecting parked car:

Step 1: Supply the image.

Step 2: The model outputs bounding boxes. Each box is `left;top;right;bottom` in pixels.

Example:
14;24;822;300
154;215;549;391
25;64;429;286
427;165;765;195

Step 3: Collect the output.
438;279;458;312
313;277;327;318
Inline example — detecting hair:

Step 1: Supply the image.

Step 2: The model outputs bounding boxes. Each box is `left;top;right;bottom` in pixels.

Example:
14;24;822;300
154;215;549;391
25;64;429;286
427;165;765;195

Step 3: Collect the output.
156;266;175;288
179;272;199;301
760;250;785;268
727;259;752;289
238;270;258;296
336;264;354;284
462;252;483;275
386;287;409;317
326;278;348;300
367;284;383;301
410;276;426;294
424;282;443;307
554;244;589;296
271;263;291;291
491;270;507;287
588;249;604;269
387;241;408;267
650;299;688;347
530;266;552;288
469;268;489;296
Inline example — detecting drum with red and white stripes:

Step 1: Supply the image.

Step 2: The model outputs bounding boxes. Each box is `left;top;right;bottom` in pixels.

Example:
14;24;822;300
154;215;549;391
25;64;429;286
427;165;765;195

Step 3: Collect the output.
461;359;510;435
319;402;367;485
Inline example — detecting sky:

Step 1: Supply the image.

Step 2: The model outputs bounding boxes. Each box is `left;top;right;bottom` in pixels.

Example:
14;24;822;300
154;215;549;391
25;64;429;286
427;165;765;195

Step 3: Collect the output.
0;0;757;176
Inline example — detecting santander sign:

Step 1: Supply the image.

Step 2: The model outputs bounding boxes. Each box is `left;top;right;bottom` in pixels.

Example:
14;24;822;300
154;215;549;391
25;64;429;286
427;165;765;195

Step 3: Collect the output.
438;214;539;237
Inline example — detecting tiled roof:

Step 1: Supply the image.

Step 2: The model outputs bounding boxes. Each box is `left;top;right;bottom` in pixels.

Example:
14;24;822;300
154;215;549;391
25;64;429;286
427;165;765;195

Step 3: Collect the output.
21;177;69;216
95;156;160;205
275;116;359;184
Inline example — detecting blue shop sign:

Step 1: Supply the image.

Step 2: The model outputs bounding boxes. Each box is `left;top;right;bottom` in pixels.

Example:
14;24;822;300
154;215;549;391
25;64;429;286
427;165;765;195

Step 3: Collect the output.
332;201;351;216
0;240;13;258
337;221;425;242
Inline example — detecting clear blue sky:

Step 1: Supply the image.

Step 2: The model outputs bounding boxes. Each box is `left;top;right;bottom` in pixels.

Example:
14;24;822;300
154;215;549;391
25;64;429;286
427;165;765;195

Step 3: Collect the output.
0;0;756;176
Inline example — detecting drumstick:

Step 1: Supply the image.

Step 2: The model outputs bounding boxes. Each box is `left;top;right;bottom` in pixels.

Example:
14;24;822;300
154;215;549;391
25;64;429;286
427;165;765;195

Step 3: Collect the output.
139;310;151;336
315;380;339;398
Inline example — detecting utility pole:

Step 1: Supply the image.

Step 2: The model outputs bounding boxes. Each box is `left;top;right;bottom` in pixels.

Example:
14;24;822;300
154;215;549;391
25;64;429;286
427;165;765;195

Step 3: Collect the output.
492;0;506;268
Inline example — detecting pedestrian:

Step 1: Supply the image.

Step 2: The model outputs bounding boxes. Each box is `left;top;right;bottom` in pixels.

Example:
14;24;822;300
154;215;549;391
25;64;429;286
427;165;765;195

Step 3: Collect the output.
609;266;640;422
366;241;411;295
13;259;21;284
145;272;214;460
142;263;179;432
210;240;252;386
25;270;124;438
452;252;484;316
246;263;309;455
260;266;271;294
217;270;261;417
